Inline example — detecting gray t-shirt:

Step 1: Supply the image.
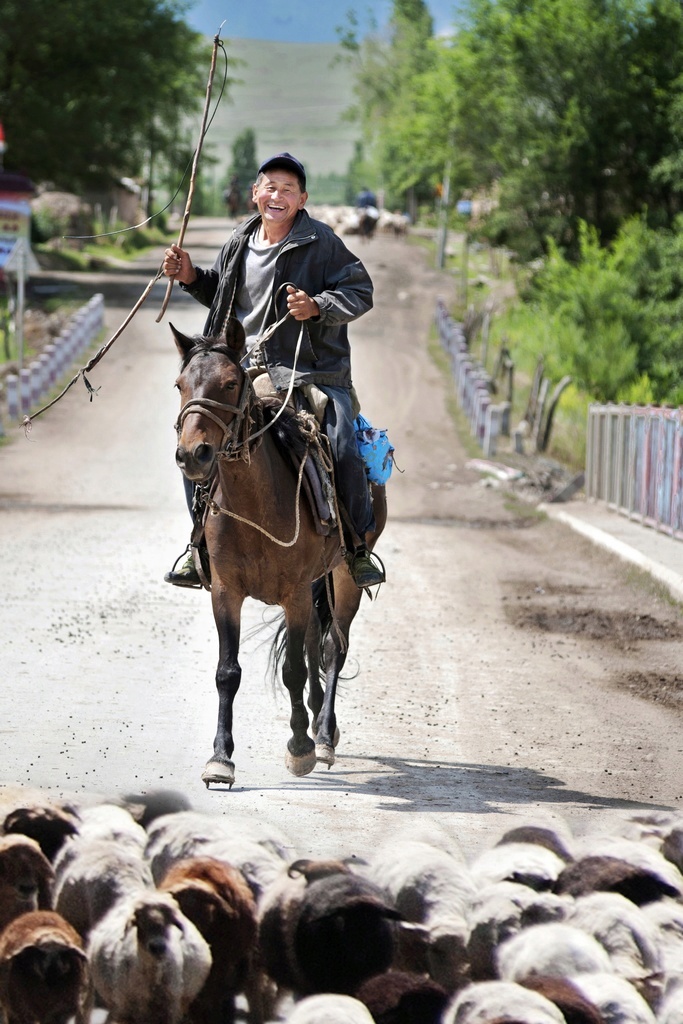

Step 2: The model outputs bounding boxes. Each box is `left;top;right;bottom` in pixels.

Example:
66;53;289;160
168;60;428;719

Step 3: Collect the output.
233;228;291;353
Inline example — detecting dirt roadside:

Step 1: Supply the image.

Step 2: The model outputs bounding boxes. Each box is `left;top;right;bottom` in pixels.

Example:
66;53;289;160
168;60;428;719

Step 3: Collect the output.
1;218;682;862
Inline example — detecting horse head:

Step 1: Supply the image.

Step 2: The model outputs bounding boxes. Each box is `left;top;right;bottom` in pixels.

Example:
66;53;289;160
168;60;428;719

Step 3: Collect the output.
172;318;250;481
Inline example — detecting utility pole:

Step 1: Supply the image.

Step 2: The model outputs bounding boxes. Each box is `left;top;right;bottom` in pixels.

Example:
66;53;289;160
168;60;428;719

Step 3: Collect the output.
436;160;451;269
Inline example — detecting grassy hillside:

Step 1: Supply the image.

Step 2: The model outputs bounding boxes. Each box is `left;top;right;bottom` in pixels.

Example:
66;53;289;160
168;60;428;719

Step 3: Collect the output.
200;36;360;197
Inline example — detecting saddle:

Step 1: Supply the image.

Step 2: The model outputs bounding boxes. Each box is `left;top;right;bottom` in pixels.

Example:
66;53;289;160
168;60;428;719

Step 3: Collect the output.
250;370;338;537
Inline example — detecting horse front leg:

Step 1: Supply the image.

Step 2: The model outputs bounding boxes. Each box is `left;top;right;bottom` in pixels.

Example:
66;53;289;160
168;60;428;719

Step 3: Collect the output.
314;569;361;769
283;592;316;778
201;588;244;790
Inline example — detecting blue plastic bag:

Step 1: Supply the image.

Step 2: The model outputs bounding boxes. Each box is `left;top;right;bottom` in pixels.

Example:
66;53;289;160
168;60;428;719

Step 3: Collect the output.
354;413;395;485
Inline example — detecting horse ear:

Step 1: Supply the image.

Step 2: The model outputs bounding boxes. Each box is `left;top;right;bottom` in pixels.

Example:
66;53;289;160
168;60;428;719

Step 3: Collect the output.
169;322;195;359
223;317;246;353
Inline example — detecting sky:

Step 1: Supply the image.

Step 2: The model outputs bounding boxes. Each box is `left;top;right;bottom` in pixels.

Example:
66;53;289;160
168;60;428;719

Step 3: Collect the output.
185;0;459;43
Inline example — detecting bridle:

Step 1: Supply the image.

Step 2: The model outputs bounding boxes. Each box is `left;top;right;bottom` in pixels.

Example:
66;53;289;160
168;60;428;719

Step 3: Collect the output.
175;308;306;463
174;364;261;462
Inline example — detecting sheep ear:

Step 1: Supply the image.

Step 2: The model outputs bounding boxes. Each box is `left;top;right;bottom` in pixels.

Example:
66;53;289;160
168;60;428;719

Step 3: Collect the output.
223;317;246;353
288;859;314;879
170;323;196;359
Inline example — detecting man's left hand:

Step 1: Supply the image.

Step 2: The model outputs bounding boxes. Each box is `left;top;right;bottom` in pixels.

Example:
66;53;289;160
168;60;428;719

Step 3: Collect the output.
286;285;320;321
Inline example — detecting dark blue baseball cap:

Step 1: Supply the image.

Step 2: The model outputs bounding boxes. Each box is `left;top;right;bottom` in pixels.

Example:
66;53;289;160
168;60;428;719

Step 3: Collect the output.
257;152;306;190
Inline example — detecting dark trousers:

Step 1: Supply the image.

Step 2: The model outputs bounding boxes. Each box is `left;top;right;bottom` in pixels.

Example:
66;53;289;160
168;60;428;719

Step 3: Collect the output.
318;385;375;541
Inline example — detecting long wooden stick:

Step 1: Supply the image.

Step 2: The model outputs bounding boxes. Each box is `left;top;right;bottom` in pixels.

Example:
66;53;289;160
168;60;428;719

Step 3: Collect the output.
156;29;222;323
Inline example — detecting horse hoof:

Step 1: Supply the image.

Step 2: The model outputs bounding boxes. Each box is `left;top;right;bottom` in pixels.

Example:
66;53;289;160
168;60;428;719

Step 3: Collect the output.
312;725;341;748
285;748;316;777
316;742;335;768
201;760;235;789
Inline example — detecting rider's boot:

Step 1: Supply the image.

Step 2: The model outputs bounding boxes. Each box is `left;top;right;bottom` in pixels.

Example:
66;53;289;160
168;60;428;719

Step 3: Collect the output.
164;542;211;589
346;544;386;589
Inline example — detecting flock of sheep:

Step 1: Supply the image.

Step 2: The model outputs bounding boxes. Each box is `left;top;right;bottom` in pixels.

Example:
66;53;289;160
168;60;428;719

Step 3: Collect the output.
2;790;683;1023
306;205;409;238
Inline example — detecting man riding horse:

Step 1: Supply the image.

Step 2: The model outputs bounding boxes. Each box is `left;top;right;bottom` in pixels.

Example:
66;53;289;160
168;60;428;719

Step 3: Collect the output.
162;152;386;591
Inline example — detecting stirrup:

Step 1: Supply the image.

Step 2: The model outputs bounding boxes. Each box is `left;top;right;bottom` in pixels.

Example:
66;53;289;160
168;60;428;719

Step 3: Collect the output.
164;545;203;589
347;547;386;590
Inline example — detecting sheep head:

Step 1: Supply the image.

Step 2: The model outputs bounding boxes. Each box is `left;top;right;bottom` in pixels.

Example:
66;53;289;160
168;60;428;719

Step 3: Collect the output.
0;836;55;930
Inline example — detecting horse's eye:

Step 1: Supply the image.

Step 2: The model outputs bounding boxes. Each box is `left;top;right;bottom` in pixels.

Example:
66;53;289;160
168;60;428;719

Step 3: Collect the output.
225;382;237;391
174;382;180;391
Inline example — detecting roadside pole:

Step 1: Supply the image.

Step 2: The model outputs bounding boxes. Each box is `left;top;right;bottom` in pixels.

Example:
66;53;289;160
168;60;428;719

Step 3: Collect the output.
4;236;40;373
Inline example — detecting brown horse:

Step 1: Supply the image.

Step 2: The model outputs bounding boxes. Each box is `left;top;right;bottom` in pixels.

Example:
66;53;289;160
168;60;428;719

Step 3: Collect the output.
171;319;386;789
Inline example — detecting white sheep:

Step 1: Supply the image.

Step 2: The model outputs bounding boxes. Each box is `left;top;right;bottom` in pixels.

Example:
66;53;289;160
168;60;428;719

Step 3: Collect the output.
71;803;148;848
284;992;375;1023
52;835;154;938
467;880;573;980
656;974;683;1024
145;810;294;899
469;841;566;892
87;890;211;1024
568;891;661;981
442;979;567;1024
568;972;657;1024
495;921;613;982
641;897;683;976
364;836;475;991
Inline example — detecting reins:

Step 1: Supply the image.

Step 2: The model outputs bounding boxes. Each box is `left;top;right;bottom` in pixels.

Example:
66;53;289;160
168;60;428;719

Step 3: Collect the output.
178;298;314;545
207;443;310;548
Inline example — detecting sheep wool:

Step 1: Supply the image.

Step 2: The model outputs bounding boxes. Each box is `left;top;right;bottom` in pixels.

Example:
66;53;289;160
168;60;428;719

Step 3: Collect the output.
87;891;211;1024
443;979;567;1024
569;971;657;1024
0;909;92;1024
284;993;375;1023
495;922;613;983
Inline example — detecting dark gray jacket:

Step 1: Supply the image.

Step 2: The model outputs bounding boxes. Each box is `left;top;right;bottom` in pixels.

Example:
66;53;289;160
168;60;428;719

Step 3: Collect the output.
180;209;373;390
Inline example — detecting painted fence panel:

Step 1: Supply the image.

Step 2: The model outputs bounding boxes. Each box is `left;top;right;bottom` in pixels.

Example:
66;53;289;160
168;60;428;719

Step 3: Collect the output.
586;403;683;540
1;293;104;429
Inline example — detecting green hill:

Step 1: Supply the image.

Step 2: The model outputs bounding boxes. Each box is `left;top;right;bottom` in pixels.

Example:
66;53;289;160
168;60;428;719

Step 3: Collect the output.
200;37;360;198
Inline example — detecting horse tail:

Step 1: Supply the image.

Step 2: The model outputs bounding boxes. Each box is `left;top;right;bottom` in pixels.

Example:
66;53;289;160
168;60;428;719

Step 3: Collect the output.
267;573;335;686
312;573;335;648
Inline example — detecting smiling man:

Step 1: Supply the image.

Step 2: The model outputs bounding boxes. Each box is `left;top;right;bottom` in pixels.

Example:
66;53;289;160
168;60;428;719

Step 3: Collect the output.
162;152;385;591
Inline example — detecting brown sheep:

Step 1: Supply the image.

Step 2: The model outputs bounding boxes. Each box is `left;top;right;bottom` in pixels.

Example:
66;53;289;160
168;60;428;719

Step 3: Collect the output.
0;909;92;1024
0;836;54;932
355;969;449;1024
2;805;80;863
159;856;261;1024
258;858;401;1004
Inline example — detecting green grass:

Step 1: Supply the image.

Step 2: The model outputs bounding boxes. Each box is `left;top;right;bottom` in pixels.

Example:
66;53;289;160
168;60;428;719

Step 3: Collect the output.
201;38;358;188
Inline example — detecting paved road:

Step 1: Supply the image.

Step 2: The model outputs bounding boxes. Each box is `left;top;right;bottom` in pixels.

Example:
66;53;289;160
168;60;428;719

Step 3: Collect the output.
2;217;683;864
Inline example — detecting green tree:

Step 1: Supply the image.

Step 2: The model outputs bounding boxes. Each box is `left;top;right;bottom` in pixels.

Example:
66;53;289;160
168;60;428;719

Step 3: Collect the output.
515;216;683;403
338;0;436;208
0;0;212;192
227;128;258;194
450;0;683;255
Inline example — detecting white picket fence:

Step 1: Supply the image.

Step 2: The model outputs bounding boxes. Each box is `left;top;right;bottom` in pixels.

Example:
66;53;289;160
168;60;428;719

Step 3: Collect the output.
2;293;104;428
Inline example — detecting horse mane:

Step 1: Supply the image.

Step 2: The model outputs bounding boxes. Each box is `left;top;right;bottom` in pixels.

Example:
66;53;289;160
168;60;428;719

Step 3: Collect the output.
261;397;310;462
